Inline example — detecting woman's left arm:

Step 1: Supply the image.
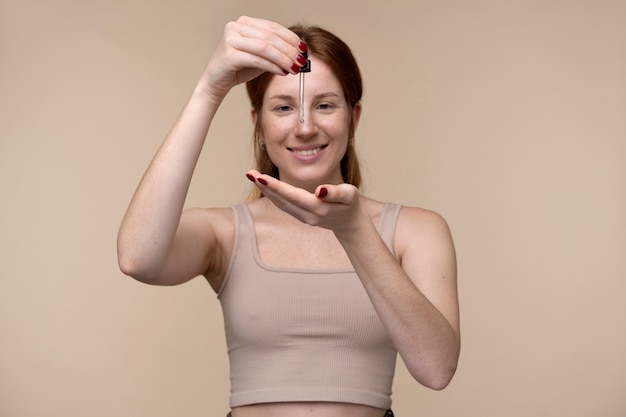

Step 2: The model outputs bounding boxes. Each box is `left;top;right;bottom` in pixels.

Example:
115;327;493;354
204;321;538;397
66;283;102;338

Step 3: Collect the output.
338;201;460;391
248;173;460;390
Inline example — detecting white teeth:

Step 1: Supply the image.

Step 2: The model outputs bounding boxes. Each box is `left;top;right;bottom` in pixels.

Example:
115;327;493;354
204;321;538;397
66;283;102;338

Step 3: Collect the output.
293;147;321;156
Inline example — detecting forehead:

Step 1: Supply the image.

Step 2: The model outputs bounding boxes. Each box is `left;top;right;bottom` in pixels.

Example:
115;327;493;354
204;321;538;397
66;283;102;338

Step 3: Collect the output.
264;55;343;98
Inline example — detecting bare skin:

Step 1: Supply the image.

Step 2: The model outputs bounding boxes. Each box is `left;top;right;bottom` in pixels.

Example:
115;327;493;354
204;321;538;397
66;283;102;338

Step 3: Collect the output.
117;16;460;417
231;401;385;417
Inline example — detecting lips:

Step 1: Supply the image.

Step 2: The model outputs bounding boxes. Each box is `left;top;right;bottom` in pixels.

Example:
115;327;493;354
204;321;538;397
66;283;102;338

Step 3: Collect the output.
288;144;328;156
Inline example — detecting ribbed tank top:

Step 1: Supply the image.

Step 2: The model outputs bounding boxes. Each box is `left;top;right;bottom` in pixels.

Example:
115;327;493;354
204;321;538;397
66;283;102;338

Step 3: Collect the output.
218;202;402;409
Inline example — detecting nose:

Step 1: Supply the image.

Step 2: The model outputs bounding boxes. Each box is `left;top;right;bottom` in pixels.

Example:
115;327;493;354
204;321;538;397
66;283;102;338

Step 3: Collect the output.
294;111;318;138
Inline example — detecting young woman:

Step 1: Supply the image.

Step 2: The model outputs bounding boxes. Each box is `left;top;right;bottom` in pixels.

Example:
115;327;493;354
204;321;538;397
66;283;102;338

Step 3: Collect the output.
117;16;460;417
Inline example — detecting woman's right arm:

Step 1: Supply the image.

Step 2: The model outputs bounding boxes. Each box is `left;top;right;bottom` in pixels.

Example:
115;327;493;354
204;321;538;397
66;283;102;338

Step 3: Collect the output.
117;16;306;285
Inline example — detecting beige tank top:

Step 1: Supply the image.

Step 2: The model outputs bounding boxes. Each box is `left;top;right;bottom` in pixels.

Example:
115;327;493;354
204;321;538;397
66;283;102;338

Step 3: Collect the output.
218;202;402;409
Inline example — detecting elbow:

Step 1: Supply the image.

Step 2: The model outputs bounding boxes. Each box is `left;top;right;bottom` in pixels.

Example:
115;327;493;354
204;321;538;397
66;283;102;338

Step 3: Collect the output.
423;364;457;391
407;353;459;391
118;255;140;280
422;334;461;391
117;234;164;284
117;251;161;285
117;250;188;286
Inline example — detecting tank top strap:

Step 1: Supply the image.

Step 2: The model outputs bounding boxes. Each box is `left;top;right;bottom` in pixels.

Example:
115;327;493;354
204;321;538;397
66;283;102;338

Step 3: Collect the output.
377;202;402;254
230;202;258;252
217;204;253;298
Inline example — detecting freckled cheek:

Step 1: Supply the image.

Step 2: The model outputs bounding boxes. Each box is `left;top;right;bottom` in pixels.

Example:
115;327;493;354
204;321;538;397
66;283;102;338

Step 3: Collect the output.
259;121;292;144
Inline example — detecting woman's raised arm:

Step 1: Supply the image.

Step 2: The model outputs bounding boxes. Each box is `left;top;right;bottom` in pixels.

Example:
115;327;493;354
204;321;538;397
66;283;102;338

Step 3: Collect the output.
117;17;307;285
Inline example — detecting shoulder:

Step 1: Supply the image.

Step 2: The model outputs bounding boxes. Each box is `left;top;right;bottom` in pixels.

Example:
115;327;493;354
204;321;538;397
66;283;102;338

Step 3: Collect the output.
397;205;451;233
359;197;451;237
395;205;455;269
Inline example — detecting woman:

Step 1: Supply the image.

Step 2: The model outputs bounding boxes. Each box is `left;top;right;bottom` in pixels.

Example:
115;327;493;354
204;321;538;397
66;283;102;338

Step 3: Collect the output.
117;16;460;417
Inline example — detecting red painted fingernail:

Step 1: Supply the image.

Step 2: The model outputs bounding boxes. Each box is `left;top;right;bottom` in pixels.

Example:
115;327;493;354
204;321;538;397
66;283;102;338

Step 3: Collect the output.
282;69;289;75
298;41;308;53
296;54;307;66
318;187;328;199
257;177;268;185
291;63;301;73
246;173;256;182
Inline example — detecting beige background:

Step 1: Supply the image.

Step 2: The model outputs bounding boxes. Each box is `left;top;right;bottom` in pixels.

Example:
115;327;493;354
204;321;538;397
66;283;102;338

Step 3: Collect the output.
1;0;625;416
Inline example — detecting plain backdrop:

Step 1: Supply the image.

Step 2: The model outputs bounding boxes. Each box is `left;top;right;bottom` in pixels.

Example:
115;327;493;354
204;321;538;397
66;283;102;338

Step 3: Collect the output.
1;0;625;416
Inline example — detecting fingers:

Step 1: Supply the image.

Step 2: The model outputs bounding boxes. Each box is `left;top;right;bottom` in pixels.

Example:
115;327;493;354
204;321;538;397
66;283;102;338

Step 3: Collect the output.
316;183;359;205
235;16;305;53
202;16;307;99
247;170;358;207
247;170;312;210
245;171;361;229
226;16;307;76
248;173;319;224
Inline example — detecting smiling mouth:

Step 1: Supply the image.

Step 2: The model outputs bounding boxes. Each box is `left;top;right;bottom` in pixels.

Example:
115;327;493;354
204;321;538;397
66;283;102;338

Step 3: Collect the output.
289;145;328;156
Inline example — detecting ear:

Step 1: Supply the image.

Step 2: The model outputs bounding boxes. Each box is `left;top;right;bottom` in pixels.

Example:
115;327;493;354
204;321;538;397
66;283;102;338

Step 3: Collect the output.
352;102;362;131
250;106;258;125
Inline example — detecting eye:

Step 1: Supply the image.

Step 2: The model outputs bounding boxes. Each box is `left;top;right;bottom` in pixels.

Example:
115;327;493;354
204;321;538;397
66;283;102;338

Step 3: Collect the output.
316;102;335;111
274;104;294;113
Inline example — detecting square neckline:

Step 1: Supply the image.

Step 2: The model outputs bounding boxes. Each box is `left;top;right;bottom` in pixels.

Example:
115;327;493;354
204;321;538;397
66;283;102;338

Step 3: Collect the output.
240;202;393;274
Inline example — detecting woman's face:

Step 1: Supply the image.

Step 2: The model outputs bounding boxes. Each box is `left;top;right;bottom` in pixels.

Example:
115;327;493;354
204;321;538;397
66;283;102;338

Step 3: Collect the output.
253;56;361;192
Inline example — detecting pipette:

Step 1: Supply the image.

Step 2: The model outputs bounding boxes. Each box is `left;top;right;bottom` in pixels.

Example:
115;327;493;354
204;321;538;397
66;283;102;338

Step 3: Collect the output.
298;51;311;124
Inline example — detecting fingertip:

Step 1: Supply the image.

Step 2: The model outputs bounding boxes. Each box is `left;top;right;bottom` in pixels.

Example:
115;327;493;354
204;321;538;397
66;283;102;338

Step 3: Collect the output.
317;187;328;199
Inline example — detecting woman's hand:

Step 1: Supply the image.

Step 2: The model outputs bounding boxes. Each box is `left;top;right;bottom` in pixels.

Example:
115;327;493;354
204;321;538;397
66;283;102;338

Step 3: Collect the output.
246;170;367;236
200;16;307;101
